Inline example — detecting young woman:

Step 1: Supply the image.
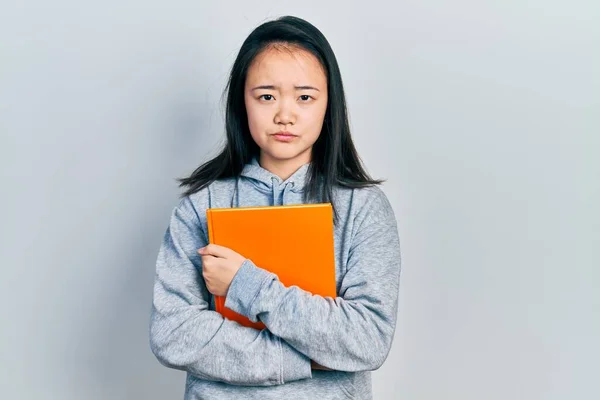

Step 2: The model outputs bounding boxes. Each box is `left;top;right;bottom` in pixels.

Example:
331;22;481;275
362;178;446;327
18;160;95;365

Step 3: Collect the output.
150;15;401;400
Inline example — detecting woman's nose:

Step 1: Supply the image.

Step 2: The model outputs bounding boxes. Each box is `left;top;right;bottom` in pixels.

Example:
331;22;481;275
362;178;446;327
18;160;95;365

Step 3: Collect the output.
274;99;296;125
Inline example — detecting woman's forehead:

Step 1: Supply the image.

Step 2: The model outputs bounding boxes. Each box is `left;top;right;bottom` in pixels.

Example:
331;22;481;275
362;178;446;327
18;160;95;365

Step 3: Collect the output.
246;46;326;87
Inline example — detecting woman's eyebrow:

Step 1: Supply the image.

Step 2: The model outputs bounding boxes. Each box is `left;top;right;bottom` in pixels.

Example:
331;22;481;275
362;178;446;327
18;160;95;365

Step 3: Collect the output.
295;85;320;91
251;85;320;91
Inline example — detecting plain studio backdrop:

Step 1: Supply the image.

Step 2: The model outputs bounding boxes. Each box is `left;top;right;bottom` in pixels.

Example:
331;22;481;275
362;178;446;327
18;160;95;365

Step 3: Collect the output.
1;1;598;399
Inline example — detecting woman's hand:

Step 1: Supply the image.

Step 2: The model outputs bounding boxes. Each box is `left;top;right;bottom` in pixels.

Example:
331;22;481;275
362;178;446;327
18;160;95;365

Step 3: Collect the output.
198;244;246;297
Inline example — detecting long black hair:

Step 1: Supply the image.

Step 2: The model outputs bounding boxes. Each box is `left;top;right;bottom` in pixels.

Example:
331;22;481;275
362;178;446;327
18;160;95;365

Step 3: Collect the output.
179;15;383;217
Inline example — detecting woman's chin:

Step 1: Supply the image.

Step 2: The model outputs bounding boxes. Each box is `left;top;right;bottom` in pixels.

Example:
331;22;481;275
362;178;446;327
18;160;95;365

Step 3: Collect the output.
259;148;311;164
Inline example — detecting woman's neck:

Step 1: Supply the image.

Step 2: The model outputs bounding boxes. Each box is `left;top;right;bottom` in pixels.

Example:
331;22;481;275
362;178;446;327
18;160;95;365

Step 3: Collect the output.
258;152;311;181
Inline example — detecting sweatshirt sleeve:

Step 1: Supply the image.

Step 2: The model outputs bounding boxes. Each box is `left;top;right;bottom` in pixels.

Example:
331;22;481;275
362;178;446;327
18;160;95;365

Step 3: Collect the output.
224;188;401;372
149;196;312;386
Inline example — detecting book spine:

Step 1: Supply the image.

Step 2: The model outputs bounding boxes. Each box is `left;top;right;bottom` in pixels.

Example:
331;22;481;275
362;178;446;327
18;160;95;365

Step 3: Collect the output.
206;209;214;244
206;210;226;314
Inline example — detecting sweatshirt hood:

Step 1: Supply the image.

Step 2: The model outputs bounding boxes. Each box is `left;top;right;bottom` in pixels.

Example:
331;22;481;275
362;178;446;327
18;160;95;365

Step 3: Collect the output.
239;156;310;203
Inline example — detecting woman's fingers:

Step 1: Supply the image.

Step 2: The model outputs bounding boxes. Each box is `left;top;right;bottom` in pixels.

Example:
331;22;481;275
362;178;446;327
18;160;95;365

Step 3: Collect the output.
198;244;234;258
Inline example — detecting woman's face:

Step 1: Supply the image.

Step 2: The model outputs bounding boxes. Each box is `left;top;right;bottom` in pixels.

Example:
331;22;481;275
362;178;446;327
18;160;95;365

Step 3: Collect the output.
244;45;328;176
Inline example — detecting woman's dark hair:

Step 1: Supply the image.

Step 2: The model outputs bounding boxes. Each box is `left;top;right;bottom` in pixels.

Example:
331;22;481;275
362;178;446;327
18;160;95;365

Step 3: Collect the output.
179;15;383;218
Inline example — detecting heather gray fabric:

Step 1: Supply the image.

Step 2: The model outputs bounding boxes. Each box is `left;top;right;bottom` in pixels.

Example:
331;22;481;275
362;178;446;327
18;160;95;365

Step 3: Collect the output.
150;157;401;399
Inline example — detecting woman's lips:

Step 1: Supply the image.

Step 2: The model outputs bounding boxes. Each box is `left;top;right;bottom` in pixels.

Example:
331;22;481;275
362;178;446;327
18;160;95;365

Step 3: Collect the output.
272;132;297;142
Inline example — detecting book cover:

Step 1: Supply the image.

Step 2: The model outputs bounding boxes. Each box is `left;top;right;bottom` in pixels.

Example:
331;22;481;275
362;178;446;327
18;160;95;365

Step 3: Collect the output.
206;203;337;329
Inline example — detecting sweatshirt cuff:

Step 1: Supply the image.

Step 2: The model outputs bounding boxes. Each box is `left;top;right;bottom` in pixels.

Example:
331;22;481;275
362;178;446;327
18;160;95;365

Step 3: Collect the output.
280;340;312;383
225;259;274;322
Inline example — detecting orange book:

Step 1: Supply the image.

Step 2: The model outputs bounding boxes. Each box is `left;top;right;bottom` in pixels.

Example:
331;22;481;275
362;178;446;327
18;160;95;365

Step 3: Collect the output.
206;203;337;329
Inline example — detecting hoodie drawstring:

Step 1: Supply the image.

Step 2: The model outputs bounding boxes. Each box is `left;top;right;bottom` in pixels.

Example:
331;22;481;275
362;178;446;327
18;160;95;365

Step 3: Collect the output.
270;177;296;205
271;177;279;205
282;182;294;204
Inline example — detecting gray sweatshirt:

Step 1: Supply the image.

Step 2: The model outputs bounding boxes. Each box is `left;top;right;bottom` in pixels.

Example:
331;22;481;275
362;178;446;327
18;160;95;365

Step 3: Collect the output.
149;157;401;399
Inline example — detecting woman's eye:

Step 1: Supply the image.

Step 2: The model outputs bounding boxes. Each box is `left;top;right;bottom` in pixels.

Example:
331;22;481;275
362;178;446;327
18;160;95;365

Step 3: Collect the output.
260;94;274;101
299;95;311;101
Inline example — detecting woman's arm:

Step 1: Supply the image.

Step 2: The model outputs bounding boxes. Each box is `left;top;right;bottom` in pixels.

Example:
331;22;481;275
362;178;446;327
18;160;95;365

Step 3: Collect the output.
223;189;402;372
149;197;312;386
